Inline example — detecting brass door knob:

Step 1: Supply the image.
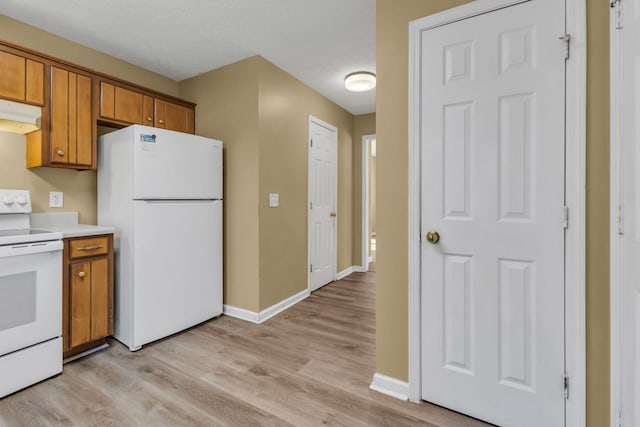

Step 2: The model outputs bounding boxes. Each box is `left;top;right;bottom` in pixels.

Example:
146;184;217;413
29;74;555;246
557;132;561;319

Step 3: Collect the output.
426;231;440;244
330;212;337;217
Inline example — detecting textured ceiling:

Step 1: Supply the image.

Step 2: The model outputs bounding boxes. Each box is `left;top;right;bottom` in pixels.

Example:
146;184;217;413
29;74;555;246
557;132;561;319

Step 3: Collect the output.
0;0;376;115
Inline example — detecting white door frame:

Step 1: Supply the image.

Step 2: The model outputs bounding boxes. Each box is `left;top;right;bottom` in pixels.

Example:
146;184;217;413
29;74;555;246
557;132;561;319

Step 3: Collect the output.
308;115;338;290
610;2;624;425
362;134;376;271
407;1;587;426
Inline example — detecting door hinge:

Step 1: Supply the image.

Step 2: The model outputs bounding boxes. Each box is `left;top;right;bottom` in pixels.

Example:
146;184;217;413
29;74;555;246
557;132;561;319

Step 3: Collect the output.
310;201;313;210
310;139;313;148
563;206;569;229
559;34;571;60
310;264;313;273
618;204;624;235
563;374;570;399
617;409;623;427
611;0;623;29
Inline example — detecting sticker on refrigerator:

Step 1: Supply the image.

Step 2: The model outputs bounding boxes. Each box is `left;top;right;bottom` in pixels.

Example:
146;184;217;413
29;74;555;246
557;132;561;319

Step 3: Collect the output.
140;134;157;152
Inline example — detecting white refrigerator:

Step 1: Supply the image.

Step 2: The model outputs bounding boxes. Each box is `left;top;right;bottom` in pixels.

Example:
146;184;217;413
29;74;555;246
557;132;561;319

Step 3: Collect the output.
98;125;222;351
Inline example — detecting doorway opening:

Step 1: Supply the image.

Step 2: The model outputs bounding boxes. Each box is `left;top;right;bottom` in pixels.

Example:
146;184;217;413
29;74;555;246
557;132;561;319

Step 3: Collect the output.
362;134;376;272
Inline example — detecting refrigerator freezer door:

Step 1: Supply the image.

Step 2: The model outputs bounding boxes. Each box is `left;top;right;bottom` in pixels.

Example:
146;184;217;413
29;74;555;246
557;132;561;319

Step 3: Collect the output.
133;127;222;200
132;199;222;348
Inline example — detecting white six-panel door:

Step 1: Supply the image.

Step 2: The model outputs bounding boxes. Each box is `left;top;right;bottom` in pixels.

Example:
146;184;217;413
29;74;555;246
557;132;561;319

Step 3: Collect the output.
308;117;337;292
420;1;566;426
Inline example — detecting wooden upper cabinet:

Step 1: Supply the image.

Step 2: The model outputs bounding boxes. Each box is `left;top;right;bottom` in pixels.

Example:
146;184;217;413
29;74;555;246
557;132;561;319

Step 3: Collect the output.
0;49;44;106
143;95;154;126
100;82;144;125
50;66;93;167
99;81;193;133
155;98;195;134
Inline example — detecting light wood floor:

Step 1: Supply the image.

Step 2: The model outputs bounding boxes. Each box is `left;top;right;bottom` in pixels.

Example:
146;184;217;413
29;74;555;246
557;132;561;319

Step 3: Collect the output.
0;269;490;427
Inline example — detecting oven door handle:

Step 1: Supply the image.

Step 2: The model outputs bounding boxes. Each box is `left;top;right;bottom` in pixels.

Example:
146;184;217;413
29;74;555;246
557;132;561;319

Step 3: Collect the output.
0;240;63;257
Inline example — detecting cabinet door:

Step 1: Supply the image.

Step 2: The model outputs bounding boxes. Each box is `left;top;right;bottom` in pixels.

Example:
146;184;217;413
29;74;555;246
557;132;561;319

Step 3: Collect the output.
165;101;194;133
99;82;146;125
0;50;44;105
90;257;109;340
143;95;154;126
156;99;195;133
51;67;93;167
70;261;91;348
114;86;143;124
154;98;166;129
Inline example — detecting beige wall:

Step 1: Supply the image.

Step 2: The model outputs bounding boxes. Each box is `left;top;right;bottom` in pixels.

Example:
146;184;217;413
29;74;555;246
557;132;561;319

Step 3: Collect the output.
257;58;355;309
179;58;261;312
352;113;376;265
0;14;179;224
180;56;356;312
376;1;610;425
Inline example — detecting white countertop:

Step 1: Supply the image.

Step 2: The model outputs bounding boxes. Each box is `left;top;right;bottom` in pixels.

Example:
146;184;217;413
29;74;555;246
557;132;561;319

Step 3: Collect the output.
30;212;115;238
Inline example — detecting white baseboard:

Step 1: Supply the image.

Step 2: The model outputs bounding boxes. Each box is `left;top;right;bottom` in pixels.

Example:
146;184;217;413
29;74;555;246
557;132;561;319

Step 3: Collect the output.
223;288;310;324
258;289;309;323
370;373;410;401
223;304;261;323
337;265;372;279
337;266;356;280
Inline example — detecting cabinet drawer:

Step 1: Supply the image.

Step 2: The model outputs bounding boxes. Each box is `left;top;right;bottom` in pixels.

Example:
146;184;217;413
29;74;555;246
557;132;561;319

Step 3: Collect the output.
69;237;109;259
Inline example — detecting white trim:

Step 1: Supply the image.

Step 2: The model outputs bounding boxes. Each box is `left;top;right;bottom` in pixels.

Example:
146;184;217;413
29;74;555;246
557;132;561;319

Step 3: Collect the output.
407;4;423;402
223;304;261;323
610;2;623;426
337;265;369;279
308;115;339;291
223;289;310;324
564;0;587;425
407;0;587;423
362;134;376;272
337;266;356;280
369;373;410;401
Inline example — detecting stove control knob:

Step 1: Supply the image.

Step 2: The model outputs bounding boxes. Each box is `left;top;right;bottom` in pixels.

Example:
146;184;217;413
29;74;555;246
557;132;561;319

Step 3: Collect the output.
16;197;28;206
3;197;15;206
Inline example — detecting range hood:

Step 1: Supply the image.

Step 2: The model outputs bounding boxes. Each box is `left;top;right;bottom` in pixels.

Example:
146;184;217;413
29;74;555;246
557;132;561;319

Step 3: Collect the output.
0;99;41;134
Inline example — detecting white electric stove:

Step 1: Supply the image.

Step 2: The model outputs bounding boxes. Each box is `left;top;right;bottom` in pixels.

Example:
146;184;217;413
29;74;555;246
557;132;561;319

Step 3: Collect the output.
0;189;63;398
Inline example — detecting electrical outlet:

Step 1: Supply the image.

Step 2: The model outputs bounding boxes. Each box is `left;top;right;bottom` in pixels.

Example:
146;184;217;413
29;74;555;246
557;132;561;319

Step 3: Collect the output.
49;191;63;208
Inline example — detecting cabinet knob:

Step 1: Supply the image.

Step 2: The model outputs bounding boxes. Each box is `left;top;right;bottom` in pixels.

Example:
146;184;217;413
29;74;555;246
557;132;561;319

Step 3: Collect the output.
78;271;86;278
146;117;152;122
57;150;65;157
158;119;164;124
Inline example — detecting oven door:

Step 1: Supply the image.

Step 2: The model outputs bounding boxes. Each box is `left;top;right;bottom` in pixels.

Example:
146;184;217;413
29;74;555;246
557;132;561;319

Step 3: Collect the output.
0;240;63;356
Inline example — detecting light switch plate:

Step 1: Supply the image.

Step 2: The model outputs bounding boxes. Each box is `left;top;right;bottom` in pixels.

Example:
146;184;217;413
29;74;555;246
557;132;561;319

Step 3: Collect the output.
49;191;63;208
269;193;279;208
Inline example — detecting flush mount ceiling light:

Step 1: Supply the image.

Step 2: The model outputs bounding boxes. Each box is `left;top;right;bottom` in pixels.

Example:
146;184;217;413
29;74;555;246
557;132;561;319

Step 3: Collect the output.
344;71;376;92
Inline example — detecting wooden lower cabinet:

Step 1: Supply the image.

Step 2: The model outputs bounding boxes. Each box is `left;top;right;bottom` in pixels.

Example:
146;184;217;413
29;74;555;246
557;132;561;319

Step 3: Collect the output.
63;234;114;359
